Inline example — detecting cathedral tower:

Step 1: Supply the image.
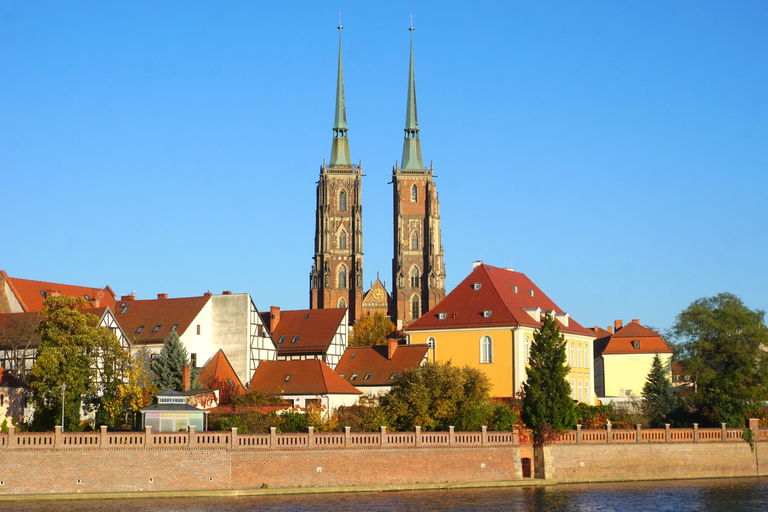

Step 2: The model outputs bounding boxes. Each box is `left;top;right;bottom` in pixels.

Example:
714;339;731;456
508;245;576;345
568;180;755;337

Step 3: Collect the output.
391;26;446;327
310;25;364;323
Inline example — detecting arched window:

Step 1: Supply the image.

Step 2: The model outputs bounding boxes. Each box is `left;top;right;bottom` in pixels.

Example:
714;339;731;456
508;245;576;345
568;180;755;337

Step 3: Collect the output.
339;190;347;212
411;184;418;203
585;378;590;403
480;335;493;364
410;294;420;320
411;231;419;250
338;231;347;250
584;343;589;369
569;342;575;366
410;267;420;288
525;335;531;364
338;297;346;309
427;337;435;349
578;380;582;402
338;265;347;288
577;343;582;368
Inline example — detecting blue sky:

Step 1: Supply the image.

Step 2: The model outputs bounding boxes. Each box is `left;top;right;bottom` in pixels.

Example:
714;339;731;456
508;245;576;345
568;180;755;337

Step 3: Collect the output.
2;1;766;332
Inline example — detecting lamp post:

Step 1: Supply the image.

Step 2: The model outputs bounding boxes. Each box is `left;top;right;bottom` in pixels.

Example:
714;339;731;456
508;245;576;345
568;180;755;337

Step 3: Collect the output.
60;383;66;432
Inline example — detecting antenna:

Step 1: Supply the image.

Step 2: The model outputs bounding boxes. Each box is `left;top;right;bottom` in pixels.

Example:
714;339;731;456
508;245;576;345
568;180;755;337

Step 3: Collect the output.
409;13;414;31
338;11;342;30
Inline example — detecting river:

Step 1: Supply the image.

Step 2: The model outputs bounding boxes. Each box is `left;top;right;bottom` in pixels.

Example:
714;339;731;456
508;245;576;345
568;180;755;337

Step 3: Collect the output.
4;477;768;511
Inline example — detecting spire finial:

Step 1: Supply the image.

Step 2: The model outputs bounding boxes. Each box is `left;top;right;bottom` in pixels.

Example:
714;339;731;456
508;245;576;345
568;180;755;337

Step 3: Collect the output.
409;13;414;31
338;11;342;30
330;19;351;167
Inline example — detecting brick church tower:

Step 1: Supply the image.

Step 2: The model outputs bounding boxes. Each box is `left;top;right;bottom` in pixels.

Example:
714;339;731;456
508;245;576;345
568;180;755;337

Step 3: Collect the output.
310;25;364;323
391;27;446;327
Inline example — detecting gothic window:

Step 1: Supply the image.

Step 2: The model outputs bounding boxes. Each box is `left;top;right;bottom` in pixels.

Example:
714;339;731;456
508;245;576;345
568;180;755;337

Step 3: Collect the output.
480;335;493;364
577;343;582;368
338;265;347;288
410;231;419;250
569;342;575;366
584;343;589;368
525;335;531;364
411;184;418;203
410;267;420;288
338;297;347;309
410;294;420;320
339;190;347;212
339;230;347;250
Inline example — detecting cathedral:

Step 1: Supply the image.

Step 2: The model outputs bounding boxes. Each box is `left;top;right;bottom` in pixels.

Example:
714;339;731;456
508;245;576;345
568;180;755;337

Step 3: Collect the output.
309;24;446;328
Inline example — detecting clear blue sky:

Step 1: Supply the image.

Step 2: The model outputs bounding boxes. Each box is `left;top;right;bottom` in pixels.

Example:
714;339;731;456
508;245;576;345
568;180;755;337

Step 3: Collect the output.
2;1;766;332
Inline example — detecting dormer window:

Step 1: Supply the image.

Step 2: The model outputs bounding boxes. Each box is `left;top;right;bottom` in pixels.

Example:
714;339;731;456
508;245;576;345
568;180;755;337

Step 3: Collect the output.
438;312;447;320
350;373;359;381
284;375;292;382
84;295;90;301
171;324;179;331
389;372;399;380
278;336;286;344
39;290;46;298
349;352;356;358
483;310;492;318
151;325;162;333
472;283;482;290
632;340;640;350
135;326;144;333
291;335;299;343
363;373;372;381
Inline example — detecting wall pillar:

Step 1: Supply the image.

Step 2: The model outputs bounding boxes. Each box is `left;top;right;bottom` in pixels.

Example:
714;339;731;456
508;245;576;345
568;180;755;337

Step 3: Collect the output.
230;427;238;451
481;426;487;446
308;426;315;449
664;424;670;443
414;426;421;447
188;425;196;448
576;424;582;444
606;423;612;443
144;426;152;448
54;425;62;448
749;418;759;440
721;423;727;442
100;425;108;447
693;423;698;443
380;426;387;446
7;425;15;450
534;445;554;480
448;426;455;446
636;424;642;443
344;426;351;447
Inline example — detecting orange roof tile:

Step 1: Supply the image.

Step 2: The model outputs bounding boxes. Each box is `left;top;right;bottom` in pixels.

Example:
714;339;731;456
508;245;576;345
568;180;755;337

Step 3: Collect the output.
1;270;116;312
249;360;361;396
0;366;26;388
198;349;245;394
595;321;672;356
271;308;346;355
115;295;211;343
406;264;592;336
334;344;429;386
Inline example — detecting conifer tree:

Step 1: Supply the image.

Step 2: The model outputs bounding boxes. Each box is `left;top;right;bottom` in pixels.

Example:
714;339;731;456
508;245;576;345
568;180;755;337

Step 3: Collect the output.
522;312;577;443
642;353;676;424
153;331;190;391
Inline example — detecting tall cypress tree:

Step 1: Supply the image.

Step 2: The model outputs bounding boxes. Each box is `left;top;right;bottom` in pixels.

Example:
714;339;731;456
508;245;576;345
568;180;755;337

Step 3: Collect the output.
522;312;577;442
642;353;676;424
153;331;190;391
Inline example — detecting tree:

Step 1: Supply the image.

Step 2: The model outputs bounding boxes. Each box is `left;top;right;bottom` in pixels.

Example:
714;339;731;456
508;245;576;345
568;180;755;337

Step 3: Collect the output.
28;296;130;431
380;361;491;431
350;313;396;346
642;353;676;424
672;293;768;427
522;312;578;442
153;331;193;391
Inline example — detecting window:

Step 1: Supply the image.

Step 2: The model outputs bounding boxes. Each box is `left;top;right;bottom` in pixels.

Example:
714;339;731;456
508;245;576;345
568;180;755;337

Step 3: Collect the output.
338;265;347;288
339;231;347;250
84;294;90;301
472;283;482;290
284;375;292;382
427;337;435;349
135;326;144;333
632;340;640;350
363;373;372;381
304;314;310;319
349;352;356;358
480;335;493;364
584;343;589;368
437;312;446;320
411;184;418;203
0;395;4;407
350;373;359;381
571;379;576;400
483;310;492;318
578;380;582;402
171;324;179;331
39;290;46;298
525;335;531;364
291;335;299;343
569;342;575;366
152;325;162;333
190;353;197;367
197;325;201;335
577;343;582;368
410;295;420;320
410;232;419;250
410;267;420;288
339;374;346;379
585;378;590;402
278;336;286;344
120;305;130;315
339;190;347;211
389;372;399;380
338;297;346;309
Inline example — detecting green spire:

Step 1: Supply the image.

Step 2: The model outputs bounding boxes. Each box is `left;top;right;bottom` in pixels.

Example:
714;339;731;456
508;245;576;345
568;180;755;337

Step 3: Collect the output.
401;26;423;170
330;24;351;167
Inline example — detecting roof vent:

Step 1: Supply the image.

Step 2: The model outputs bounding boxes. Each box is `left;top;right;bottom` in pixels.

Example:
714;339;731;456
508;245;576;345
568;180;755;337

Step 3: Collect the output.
438;312;447;320
632;340;640;350
223;291;232;295
511;286;518;293
528;290;534;297
472;283;482;290
482;310;492;318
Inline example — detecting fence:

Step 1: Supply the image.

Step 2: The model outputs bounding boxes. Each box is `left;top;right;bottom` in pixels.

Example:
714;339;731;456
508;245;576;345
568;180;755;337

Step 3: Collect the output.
553;419;761;445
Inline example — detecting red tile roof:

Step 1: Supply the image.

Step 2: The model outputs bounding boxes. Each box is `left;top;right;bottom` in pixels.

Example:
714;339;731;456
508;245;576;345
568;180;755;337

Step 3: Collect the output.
0;307;112;349
594;320;672;356
271;308;346;355
406;264;592;336
114;295;211;343
334;344;429;386
249;360;361;396
0;366;26;388
1;270;116;312
198;349;245;394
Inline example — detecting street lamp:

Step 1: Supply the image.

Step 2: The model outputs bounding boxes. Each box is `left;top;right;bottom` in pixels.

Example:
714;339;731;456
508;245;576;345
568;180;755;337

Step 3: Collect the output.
60;383;66;432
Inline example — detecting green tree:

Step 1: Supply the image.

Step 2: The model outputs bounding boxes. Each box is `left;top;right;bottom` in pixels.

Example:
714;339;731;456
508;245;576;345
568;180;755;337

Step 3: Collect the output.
153;331;192;391
642;353;676;425
350;313;396;346
381;361;491;431
672;293;768;427
522;312;578;442
28;296;129;431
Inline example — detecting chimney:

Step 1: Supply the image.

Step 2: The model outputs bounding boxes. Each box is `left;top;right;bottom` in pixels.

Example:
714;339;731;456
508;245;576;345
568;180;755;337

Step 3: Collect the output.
157;293;167;300
223;291;232;295
388;338;398;360
607;326;613;334
632;318;640;324
120;294;135;301
182;364;191;391
614;319;623;332
90;296;101;307
472;260;482;269
270;306;281;332
203;291;212;297
45;289;62;298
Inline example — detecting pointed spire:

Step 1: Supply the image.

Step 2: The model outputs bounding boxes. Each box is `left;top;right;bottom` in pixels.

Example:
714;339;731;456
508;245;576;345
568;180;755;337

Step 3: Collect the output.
330;22;351;167
401;23;423;170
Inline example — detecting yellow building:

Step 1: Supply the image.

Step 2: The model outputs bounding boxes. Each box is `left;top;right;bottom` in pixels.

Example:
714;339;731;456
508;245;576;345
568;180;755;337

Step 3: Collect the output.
591;320;673;398
404;263;595;403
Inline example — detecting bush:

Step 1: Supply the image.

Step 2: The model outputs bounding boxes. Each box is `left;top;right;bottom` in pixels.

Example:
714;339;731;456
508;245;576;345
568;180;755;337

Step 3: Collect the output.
337;404;391;432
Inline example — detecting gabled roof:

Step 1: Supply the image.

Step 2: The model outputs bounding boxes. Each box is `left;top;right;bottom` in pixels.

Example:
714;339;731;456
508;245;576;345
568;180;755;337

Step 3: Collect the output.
334;344;429;386
249;360;361;396
115;295;211;343
406;264;592;336
362;277;390;306
0;366;25;388
1;270;116;312
594;320;672;356
197;349;245;394
271;308;346;355
0;307;118;349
